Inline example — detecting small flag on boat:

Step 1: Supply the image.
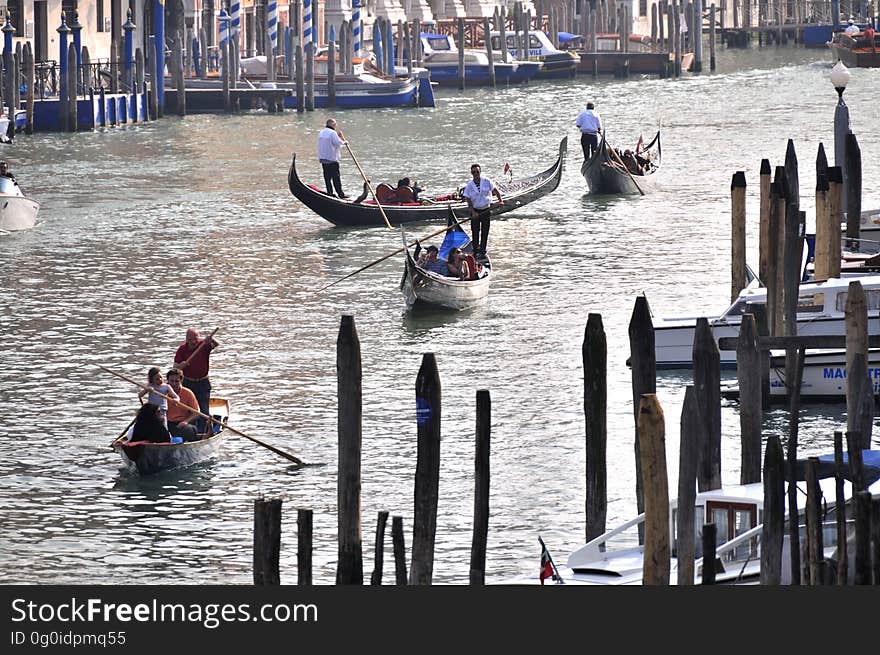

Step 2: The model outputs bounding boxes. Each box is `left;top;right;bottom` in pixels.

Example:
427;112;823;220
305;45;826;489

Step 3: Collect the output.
503;161;512;181
635;134;645;154
539;536;562;585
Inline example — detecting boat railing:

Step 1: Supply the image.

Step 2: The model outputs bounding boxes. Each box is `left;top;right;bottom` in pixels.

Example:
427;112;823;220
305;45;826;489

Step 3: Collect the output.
566;512;646;566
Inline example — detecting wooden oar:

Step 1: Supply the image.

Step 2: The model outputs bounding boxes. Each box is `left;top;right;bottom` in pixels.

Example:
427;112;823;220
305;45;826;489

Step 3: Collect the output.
313;209;477;294
100;365;307;467
607;145;646;196
343;138;394;230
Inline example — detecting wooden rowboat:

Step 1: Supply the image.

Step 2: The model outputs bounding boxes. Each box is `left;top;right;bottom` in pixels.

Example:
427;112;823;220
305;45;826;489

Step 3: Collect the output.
288;137;567;227
580;130;661;195
400;221;492;311
112;398;230;475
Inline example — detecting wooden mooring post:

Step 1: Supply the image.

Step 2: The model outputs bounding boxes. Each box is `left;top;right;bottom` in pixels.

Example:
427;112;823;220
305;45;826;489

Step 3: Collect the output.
295;44;304;112
305;42;315;111
457;17;466;90
731;171;747;302
483;17;496;88
758;159;772;287
253;497;282;585
392;515;407;585
370;510;389;585
584;313;607;541
629;296;656;534
833;431;848;585
410;353;441;585
677;386;700;585
804;458;824;585
694;317;721;491
845;133;861;250
469;389;491;585
638;394;669;585
760;435;784;585
737;313;762;484
701;522;717;584
854;491;872;584
709;4;716;70
337;314;363;584
24;42;34;134
845;281;868;441
297;507;313;585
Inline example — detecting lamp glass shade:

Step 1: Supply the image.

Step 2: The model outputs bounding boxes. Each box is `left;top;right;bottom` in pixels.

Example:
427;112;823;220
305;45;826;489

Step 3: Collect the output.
831;61;851;90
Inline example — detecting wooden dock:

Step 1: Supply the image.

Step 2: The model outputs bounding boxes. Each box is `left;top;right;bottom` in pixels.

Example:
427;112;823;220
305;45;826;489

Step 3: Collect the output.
163;87;292;114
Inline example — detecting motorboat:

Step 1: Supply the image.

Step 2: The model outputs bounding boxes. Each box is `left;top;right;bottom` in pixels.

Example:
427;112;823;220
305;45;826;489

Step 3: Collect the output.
653;273;880;370
419;32;529;86
489;29;579;79
827;29;880;68
0;177;40;232
504;449;880;585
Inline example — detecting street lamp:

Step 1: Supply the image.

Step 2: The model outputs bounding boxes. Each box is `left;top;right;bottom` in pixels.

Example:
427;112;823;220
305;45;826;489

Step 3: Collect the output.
832;60;851;208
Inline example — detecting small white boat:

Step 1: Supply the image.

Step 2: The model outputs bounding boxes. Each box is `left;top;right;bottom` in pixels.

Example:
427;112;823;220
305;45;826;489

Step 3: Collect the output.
399;218;491;311
0;177;39;232
504;449;880;585
653;272;880;369
489;29;579;79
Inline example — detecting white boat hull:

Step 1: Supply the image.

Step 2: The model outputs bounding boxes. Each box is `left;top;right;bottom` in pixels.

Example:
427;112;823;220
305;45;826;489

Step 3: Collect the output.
401;263;491;311
0;194;39;232
765;349;880;400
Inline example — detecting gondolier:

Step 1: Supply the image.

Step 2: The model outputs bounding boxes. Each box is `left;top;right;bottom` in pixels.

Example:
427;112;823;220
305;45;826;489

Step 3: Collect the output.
317;118;349;199
462;163;503;259
575;102;602;160
174;327;219;433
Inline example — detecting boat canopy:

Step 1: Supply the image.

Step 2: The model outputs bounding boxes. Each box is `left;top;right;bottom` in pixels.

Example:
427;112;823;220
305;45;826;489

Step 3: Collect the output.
438;218;470;261
789;449;880;486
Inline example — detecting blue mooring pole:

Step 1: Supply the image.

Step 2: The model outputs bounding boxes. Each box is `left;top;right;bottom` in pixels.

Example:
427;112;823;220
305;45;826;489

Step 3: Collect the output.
154;0;165;116
124;9;135;92
58;12;71;103
373;20;383;74
2;14;14;56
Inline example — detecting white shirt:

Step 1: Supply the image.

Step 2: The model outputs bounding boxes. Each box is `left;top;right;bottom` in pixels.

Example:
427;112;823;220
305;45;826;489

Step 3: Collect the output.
576;109;602;135
317;127;345;163
844;24;860;34
463;176;496;210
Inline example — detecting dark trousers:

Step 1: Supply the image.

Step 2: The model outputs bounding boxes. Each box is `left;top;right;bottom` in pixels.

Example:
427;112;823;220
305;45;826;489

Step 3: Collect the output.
183;377;211;434
581;132;599;160
169;421;199;442
321;161;344;197
470;208;491;256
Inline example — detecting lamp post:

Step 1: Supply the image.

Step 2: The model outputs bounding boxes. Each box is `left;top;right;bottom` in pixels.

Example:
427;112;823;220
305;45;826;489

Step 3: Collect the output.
831;60;851;208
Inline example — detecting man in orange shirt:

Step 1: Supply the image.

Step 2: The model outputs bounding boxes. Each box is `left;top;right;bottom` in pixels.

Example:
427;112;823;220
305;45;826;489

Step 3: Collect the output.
166;368;201;442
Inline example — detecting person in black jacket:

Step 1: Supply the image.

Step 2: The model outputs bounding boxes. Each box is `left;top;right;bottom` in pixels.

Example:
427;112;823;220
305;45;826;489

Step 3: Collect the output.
130;403;172;443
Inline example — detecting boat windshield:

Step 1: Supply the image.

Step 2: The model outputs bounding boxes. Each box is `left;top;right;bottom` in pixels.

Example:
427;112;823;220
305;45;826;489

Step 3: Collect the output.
0;177;19;195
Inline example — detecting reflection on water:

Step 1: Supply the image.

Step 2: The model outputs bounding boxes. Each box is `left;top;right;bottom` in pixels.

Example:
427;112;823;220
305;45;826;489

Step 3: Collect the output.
1;46;879;584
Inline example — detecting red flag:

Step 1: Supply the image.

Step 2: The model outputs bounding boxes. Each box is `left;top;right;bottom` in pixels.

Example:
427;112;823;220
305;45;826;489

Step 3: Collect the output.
539;537;555;585
635;134;645;154
503;162;510;174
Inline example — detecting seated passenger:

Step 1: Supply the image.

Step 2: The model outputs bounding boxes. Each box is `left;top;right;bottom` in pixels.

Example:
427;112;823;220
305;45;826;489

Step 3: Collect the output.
446;248;468;279
621;149;643;175
461;252;484;280
131;402;173;443
416;244;440;268
395;177;423;203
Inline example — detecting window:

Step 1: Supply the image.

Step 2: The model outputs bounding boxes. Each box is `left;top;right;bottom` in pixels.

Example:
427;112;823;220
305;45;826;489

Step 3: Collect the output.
705;501;758;563
6;0;23;35
835;288;880;312
639;0;648;17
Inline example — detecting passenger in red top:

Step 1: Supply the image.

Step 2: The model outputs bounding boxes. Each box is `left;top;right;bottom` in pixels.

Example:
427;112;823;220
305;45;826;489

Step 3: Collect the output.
174;327;219;433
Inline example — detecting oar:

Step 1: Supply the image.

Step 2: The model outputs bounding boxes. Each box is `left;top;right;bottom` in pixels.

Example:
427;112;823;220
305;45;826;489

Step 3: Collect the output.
99;365;307;468
313;210;475;294
342;138;394;230
607;144;646;196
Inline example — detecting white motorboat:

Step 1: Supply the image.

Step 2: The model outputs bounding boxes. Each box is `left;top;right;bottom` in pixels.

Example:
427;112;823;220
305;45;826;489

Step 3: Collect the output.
0;177;40;232
503;449;880;585
418;32;532;86
654;273;880;370
721;347;880;402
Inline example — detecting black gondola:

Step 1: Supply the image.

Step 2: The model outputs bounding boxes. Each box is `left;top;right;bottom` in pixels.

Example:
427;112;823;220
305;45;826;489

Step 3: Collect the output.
288;137;567;227
580;130;661;195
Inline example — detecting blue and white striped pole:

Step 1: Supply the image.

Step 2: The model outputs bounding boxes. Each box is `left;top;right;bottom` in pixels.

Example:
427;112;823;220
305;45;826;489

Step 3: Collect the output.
230;0;241;39
303;0;312;48
218;9;229;47
352;0;361;56
267;0;278;51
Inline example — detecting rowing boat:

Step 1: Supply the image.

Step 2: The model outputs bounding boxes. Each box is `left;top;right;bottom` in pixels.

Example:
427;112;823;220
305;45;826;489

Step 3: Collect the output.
112;398;230;475
288;137;566;227
580;130;661;195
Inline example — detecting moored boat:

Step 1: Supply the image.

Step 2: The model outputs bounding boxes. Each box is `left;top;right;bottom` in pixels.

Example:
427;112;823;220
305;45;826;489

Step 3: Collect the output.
112;397;230;475
0;177;40;232
419;32;522;86
400;213;491;311
581;130;660;195
288;137;566;227
503;449;880;585
489;29;579;78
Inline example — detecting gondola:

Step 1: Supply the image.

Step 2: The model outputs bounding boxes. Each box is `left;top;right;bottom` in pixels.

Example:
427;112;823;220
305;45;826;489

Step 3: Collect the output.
111;398;230;475
288;137;567;227
580;130;660;195
400;212;491;311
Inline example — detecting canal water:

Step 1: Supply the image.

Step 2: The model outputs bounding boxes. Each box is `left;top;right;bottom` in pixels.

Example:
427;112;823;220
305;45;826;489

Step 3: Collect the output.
1;46;878;584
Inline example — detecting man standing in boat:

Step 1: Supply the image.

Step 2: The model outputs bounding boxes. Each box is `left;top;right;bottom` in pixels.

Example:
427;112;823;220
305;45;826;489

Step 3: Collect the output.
174;328;219;434
317;118;349;199
462;163;503;259
575;102;602;161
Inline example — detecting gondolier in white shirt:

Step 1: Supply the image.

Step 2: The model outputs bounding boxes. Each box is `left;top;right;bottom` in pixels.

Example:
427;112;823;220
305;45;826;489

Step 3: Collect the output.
575;102;602;161
462;163;503;259
317;118;349;199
